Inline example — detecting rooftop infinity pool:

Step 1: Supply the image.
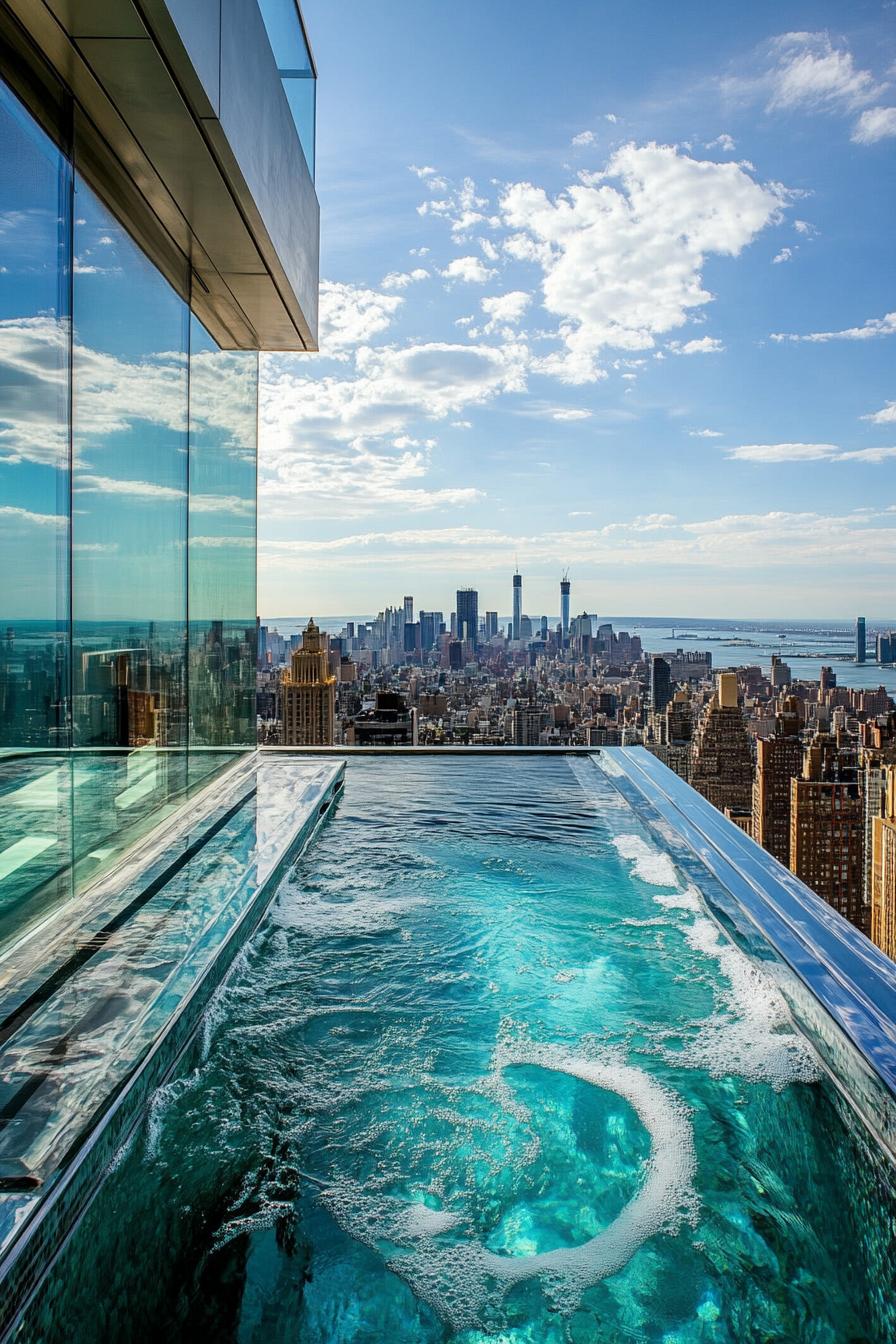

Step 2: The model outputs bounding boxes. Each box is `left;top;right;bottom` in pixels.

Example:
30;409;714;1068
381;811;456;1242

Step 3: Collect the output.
19;755;896;1342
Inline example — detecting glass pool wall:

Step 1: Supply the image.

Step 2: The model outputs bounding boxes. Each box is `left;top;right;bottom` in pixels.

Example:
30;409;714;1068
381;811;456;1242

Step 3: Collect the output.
18;756;896;1344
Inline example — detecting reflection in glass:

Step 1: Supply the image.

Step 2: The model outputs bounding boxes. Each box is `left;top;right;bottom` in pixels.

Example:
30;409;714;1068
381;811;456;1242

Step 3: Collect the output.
257;0;316;178
0;79;72;748
71;180;190;748
188;316;257;746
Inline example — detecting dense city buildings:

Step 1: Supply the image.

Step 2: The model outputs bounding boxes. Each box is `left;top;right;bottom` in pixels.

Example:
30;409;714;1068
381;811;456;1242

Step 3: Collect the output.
256;595;896;956
279;619;335;746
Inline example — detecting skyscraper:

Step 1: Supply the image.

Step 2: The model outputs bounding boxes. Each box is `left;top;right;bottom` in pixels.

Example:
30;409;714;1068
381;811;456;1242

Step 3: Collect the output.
650;656;673;714
690;672;754;815
404;596;414;627
752;697;802;865
856;616;866;665
456;588;479;648
560;573;571;646
790;733;866;932
279;619;336;746
512;570;522;642
485;611;499;640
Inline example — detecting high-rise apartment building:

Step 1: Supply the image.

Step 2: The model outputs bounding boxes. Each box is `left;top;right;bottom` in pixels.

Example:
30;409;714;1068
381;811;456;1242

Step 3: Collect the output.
456;588;479;648
512;570;523;642
856;616;866;665
485;611;499;640
403;596;414;627
279;620;335;745
790;733;866;933
690;673;754;814
871;765;896;959
511;704;543;745
752;697;802;864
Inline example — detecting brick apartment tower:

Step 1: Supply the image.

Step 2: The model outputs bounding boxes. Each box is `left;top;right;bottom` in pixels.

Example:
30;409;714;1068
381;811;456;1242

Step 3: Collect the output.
279;619;336;746
790;732;866;933
690;672;754;814
752;697;802;865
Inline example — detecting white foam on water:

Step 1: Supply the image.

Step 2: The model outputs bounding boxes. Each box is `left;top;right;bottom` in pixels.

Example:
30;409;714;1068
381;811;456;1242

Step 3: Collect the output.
400;1202;462;1237
654;884;703;913
613;834;682;889
320;1042;697;1330
660;916;821;1090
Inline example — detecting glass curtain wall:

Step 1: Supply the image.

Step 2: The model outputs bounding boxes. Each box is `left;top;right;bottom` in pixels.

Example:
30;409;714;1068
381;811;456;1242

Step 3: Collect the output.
0;71;259;952
188;317;257;748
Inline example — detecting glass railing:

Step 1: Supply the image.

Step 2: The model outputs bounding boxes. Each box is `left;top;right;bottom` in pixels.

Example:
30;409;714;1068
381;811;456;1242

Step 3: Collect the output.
257;0;316;180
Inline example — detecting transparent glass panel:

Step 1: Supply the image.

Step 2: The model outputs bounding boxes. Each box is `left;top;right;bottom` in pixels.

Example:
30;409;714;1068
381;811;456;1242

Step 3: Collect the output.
0;79;72;750
257;0;316;178
187;315;257;746
70;179;189;749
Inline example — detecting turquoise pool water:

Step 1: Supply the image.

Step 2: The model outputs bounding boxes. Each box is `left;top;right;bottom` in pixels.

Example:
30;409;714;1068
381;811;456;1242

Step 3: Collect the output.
22;757;896;1341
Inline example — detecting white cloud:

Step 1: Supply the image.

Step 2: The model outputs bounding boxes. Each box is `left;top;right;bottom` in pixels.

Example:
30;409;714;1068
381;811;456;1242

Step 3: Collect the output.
440;256;496;284
727;442;840;462
771;311;896;343
689;428;723;438
669;336;725;354
552;408;592;421
571;130;596;147
500;142;784;383
76;474;186;500
863;400;896;425
381;268;429;291
259;508;896;585
852;106;896;144
766;33;884;112
480;290;531;333
259;340;526;520
772;247;793;264
793;219;815;235
409;246;430;256
839;446;896;463
318;280;403;355
604;113;618;123
706;133;736;151
416;173;496;236
727;441;896;463
0;504;64;527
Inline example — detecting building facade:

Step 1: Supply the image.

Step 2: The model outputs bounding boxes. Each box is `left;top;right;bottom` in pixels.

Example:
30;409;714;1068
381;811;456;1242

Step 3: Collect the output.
871;765;896;958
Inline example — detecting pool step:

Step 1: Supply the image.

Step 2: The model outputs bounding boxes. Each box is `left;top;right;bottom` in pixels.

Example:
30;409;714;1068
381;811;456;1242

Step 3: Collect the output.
0;754;344;1339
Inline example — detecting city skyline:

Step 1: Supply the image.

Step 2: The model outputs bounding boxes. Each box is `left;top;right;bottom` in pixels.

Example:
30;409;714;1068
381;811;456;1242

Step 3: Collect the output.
257;0;896;619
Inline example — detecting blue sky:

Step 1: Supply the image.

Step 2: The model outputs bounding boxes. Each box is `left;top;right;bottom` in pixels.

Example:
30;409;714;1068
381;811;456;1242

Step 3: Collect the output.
257;0;896;620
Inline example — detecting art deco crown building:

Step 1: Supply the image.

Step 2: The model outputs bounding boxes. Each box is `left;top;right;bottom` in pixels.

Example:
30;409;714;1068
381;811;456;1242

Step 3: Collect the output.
279;620;336;746
752;697;803;864
690;672;754;814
